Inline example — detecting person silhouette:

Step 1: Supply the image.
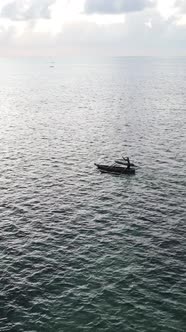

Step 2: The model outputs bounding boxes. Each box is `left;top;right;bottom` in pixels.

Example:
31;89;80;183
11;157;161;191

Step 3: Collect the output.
122;156;131;169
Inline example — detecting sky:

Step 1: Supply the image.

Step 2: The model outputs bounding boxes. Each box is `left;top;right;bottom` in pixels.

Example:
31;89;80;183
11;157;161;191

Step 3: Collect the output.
0;0;186;56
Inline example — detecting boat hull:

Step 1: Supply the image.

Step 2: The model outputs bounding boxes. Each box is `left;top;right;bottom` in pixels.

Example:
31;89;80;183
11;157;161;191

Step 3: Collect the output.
95;164;135;175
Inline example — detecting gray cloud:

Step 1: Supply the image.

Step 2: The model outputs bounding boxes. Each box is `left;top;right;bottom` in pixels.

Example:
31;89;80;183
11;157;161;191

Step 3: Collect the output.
0;0;55;21
1;12;186;57
175;0;186;13
0;1;186;57
84;0;155;14
56;10;186;56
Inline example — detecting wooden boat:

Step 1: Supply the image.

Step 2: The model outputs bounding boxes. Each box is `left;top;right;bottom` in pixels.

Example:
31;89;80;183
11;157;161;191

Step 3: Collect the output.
94;163;135;175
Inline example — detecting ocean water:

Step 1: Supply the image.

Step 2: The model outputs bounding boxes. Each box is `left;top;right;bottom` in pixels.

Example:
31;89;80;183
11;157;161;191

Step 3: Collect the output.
0;57;185;332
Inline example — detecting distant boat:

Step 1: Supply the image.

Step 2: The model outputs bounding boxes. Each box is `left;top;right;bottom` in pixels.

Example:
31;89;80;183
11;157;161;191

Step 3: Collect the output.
94;163;135;175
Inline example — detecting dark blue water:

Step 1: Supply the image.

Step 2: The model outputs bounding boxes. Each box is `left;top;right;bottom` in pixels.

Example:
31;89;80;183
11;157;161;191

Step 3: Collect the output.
0;57;185;332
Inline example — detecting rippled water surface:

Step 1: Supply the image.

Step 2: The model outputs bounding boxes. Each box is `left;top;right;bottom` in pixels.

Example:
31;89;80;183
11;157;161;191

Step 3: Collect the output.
0;57;185;332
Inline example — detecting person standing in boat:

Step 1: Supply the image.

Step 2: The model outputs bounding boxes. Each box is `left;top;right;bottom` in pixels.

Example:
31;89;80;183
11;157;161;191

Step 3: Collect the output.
122;156;131;169
126;157;131;169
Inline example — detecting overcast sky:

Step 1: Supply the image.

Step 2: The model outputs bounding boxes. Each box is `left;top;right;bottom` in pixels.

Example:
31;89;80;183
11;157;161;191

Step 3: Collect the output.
0;0;186;56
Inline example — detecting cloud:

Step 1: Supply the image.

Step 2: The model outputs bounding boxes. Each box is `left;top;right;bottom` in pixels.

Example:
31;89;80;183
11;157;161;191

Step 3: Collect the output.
84;0;155;14
0;0;55;21
38;9;183;57
0;0;186;56
175;0;186;13
1;14;186;57
0;25;16;45
56;9;186;56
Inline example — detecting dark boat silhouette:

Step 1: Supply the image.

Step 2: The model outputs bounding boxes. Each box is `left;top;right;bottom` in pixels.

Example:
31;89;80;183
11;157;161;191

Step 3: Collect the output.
94;163;135;175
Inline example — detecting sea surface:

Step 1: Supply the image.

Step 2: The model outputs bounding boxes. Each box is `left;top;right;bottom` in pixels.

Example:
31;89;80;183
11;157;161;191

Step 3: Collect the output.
0;57;185;332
